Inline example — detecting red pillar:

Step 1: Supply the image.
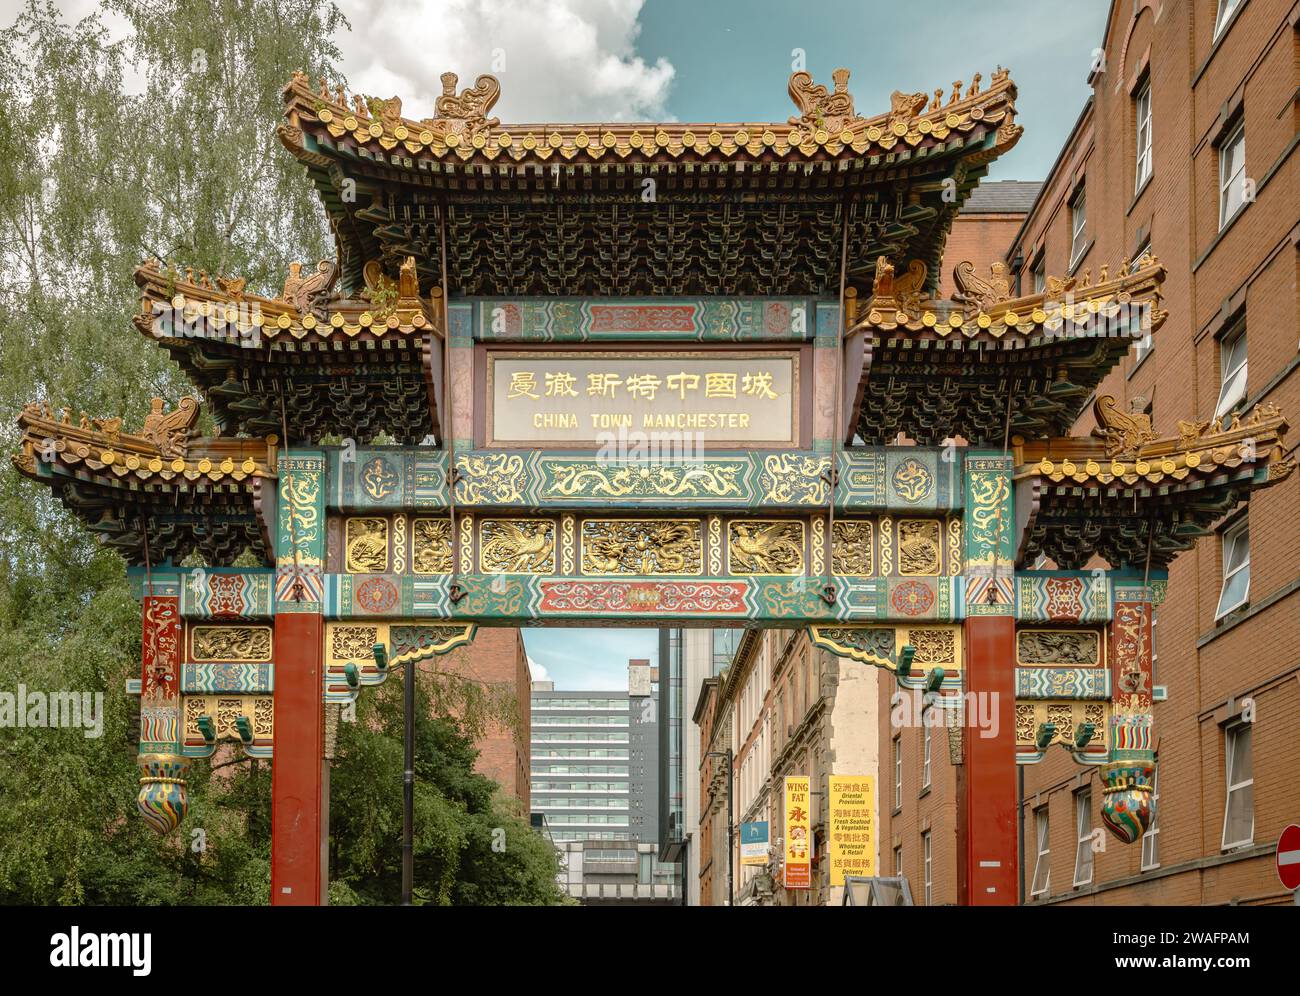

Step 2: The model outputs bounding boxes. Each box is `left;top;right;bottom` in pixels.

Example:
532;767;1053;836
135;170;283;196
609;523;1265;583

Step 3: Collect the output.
270;450;328;906
958;615;1017;905
271;611;324;905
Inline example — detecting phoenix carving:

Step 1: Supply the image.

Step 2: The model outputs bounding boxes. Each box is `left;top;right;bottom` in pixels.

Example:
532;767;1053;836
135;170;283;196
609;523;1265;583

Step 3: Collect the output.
281;259;339;318
480;519;554;573
1092;395;1157;458
952;260;1012;315
787;68;860;132
729;521;803;575
141;397;200;457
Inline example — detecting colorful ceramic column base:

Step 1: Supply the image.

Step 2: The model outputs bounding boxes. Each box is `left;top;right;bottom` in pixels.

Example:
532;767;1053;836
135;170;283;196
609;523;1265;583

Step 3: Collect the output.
136;753;190;834
1099;759;1155;844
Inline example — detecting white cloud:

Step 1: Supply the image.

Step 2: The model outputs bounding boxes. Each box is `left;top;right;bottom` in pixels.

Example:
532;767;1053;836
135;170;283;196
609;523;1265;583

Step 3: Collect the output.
526;654;549;682
334;0;674;123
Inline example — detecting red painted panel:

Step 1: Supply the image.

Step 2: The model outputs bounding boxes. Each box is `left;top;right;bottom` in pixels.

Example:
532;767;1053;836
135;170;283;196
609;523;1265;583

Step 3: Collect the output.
271;611;324;906
960;615;1017;906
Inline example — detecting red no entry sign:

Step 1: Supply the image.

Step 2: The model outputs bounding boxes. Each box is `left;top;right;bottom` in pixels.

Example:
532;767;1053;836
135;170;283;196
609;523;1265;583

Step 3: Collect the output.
1277;824;1300;891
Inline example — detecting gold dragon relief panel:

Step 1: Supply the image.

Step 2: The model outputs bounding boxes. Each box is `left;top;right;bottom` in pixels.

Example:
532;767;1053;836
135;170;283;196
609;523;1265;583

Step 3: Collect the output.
580;519;704;576
831;519;874;576
345;516;389;573
412;517;453;574
1014;700;1108;752
189;625;272;662
897;518;942;576
1016;629;1103;667
479;517;557;574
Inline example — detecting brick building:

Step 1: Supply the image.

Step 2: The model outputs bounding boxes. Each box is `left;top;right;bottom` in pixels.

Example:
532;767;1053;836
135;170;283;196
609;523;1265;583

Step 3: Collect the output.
884;0;1300;906
439;628;531;809
696;629;882;906
938;180;1043;299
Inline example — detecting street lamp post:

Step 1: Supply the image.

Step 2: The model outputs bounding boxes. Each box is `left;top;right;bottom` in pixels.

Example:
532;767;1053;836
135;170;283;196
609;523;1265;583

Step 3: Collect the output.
706;748;734;906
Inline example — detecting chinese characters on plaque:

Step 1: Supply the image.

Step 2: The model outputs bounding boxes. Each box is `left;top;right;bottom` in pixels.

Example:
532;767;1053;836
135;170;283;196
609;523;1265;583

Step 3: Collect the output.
487;351;799;446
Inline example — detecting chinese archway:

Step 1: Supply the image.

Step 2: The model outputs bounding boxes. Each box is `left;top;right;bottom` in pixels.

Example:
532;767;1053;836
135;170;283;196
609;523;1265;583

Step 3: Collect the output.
12;66;1293;905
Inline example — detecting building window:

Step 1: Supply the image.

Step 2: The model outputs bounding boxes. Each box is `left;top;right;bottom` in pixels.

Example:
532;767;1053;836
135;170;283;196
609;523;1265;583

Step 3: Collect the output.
1072;789;1094;887
1135;80;1153;191
1222;723;1255;848
893;844;902;876
922;831;932;905
1218;122;1247;229
1214;320;1247;418
1141;767;1161;871
1214;0;1241;40
1215;517;1250;619
1032;255;1046;294
1069;188;1087;266
1030;807;1051;897
893;736;902;810
921;715;932;791
1131;244;1154;361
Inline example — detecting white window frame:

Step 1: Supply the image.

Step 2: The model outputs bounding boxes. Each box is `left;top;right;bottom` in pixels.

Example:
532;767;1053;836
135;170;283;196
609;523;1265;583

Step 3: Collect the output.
1070;189;1088;266
1215;517;1250;619
1072;789;1094;887
1218;122;1246;229
922;712;932;790
1214;0;1241;41
894;844;902;877
1131;243;1154;361
1030;806;1051;897
1222;723;1255;849
893;736;902;810
1032;256;1046;294
1214;320;1247;419
1135;80;1153;192
922;830;932;905
1141;767;1161;870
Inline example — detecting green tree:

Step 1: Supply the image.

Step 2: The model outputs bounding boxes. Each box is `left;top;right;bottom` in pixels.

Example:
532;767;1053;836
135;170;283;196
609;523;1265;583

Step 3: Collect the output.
0;0;341;904
329;667;569;906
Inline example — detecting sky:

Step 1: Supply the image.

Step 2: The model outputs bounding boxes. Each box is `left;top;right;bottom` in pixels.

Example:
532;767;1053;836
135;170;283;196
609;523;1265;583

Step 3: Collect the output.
12;0;1113;688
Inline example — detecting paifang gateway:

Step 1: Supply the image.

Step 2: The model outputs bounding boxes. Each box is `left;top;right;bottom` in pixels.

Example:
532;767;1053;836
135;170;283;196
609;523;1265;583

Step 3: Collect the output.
12;65;1293;905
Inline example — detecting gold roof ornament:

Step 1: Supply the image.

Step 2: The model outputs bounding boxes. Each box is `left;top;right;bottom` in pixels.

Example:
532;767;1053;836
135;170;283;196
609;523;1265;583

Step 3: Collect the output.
279;63;1020;167
787;67;862;132
1091;395;1158;459
280;259;339;318
952;260;1013;316
430;71;501;139
140;396;200;458
869;257;930;321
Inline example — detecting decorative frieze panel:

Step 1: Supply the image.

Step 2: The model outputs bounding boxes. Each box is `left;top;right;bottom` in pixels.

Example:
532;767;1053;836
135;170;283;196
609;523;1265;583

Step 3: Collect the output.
321;447;970;513
1014;700;1108;763
1015;572;1114;623
471;297;818;342
178;571;274;619
182;694;274;758
808;623;962;692
322;620;477;702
